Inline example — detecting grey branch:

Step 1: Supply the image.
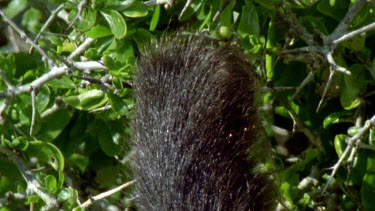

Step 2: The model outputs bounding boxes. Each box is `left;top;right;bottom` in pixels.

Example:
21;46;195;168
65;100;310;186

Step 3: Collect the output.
69;38;96;60
0;61;106;99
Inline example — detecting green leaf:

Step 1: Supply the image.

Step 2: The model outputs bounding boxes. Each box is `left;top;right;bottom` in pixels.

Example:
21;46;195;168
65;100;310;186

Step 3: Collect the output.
58;187;79;209
26;195;40;204
0;158;23;181
323;111;353;128
63;89;107;111
237;2;259;37
3;136;29;151
96;165;121;188
281;148;318;202
25;141;65;171
60;42;76;53
22;8;42;33
266;17;275;79
123;1;148;18
340;64;366;110
47;75;76;89
44;175;57;194
69;9;97;32
361;157;375;210
347;126;359;137
317;0;348;21
68;154;89;172
93;120;123;156
87;25;112;38
37;108;72;142
36;85;50;113
333;134;346;158
101;10;127;39
107;91;129;115
133;29;156;49
149;5;160;31
4;0;28;18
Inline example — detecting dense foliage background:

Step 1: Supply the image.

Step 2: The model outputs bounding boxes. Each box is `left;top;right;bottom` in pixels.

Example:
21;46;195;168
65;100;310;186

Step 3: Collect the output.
1;0;375;210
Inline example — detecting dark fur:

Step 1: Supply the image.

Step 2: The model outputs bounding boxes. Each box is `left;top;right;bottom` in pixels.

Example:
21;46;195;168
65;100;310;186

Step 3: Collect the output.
134;36;273;210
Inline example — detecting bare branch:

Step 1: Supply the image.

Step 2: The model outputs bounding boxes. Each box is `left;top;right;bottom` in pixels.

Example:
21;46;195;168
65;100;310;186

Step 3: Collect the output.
0;61;106;99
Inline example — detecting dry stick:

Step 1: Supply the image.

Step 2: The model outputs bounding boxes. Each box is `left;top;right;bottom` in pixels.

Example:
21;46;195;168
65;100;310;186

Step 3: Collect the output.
77;180;136;209
0;9;55;67
0;147;58;210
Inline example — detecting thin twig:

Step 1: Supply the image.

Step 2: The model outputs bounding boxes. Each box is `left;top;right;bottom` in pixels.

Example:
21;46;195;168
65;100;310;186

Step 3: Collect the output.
67;0;88;30
0;61;106;99
77;180;136;209
212;0;232;22
30;90;37;136
0;9;55;66
179;0;193;19
323;114;375;193
333;21;375;45
29;4;64;54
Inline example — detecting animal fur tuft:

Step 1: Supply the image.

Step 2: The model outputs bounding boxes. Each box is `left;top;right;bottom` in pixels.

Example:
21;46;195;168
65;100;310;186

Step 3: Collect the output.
134;36;273;210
